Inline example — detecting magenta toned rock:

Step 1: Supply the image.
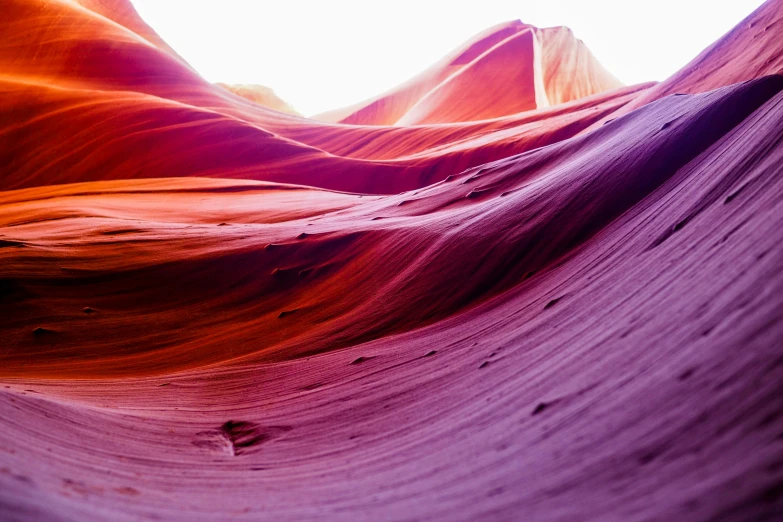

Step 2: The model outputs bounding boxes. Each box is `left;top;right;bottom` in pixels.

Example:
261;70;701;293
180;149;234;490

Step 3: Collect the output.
0;0;782;520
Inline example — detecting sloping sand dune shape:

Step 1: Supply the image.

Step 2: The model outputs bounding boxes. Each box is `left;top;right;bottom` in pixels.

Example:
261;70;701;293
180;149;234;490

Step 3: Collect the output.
1;0;782;520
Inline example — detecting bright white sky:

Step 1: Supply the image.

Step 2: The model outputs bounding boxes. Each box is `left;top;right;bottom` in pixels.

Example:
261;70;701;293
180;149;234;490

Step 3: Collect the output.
130;0;766;116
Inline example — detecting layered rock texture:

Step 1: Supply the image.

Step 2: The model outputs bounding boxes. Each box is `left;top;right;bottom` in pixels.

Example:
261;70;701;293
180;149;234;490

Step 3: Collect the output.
1;1;782;520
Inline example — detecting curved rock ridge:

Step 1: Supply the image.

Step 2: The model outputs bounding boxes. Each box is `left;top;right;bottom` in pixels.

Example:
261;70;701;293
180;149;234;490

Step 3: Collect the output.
0;1;636;194
2;76;780;377
396;28;551;125
216;83;301;115
1;0;782;521
317;22;623;125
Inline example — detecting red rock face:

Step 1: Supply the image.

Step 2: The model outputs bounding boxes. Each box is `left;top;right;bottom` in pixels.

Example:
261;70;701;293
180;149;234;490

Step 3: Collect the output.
1;0;782;520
